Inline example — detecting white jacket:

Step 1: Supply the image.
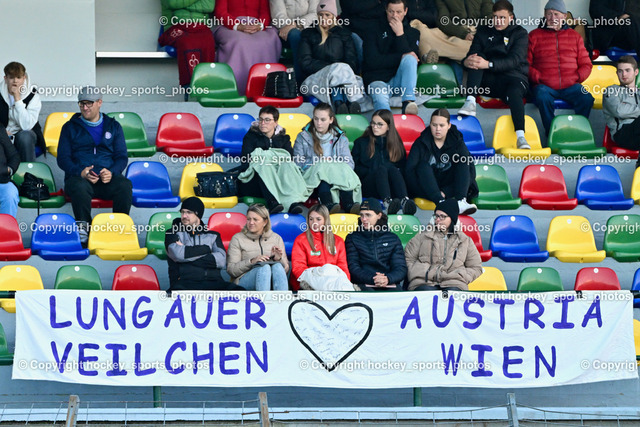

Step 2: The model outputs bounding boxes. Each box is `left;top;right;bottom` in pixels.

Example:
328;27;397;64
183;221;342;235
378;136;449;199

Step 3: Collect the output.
269;0;320;29
0;73;41;135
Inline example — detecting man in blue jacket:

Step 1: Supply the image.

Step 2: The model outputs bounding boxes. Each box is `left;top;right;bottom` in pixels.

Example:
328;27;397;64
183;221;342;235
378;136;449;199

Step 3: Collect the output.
57;86;132;242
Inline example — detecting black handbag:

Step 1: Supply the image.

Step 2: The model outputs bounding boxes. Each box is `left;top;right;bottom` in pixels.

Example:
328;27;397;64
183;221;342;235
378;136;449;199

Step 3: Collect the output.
194;172;238;198
263;71;298;99
18;172;50;215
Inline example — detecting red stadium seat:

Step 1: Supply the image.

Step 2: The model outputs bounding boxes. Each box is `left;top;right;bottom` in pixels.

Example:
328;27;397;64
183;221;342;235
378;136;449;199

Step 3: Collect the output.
0;214;31;261
112;265;160;291
156;113;213;157
458;215;492;262
574;267;621;291
393;114;426;155
518;165;578;210
207;212;247;250
603;126;639;159
246;63;303;107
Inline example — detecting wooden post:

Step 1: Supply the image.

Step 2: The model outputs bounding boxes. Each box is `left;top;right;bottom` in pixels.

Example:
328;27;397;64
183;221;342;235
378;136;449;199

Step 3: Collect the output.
258;392;271;427
65;395;79;427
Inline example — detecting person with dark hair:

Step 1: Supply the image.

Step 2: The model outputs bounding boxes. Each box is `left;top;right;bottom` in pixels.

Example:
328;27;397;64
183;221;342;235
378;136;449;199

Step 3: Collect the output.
345;198;407;291
0;62;46;162
405;108;477;215
590;0;640;59
0;124;19;217
351;109;416;215
404;198;482;291
294;103;360;213
165;197;244;291
603;56;640;168
458;0;530;149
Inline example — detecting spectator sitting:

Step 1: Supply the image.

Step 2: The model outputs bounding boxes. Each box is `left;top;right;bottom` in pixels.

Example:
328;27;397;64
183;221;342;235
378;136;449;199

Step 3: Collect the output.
227;203;289;291
405;198;482;291
361;0;421;115
603;55;640;168
351;109;416;215
299;0;364;114
0;124;19;218
458;0;531;149
291;204;350;285
345;198;407;291
339;0;386;71
293;103;360;214
270;0;320;84
56;86;132;244
213;0;281;95
405;108;478;215
528;0;594;136
0;62;46;162
590;0;640;59
165;197;244;291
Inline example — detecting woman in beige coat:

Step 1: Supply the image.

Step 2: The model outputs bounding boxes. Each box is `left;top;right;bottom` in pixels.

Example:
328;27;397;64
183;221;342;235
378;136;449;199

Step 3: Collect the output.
405;199;482;291
227;204;290;290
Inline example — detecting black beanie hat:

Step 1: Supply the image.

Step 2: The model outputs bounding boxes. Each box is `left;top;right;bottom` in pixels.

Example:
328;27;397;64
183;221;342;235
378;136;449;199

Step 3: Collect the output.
435;199;458;232
181;197;205;219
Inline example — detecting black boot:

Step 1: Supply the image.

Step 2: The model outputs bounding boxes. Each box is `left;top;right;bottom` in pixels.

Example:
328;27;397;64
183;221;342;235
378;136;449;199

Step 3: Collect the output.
288;202;305;215
388;198;402;215
320;191;343;214
400;197;417;215
267;199;284;214
340;190;360;214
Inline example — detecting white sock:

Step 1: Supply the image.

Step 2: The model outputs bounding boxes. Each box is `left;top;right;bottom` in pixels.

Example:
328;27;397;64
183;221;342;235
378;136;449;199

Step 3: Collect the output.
466;96;476;103
515;130;525;138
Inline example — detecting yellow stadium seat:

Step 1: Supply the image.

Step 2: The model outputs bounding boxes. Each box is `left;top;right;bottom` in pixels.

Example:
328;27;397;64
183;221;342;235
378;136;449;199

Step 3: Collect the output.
42;112;74;157
468;266;507;291
414;198;436;211
492;115;551;159
581;65;618;109
634;319;640;362
178;162;238;209
330;213;359;241
631;168;640;204
88;213;148;260
0;265;44;313
278;113;311;145
546;216;606;263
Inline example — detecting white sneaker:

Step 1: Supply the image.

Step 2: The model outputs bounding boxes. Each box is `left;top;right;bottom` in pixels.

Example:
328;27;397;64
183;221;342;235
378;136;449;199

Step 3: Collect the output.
458;99;476;116
458;198;477;215
516;136;531;149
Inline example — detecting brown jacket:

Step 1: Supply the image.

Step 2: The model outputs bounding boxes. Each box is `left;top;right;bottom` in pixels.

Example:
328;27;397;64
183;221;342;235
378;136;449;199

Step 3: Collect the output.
405;223;482;290
227;229;289;283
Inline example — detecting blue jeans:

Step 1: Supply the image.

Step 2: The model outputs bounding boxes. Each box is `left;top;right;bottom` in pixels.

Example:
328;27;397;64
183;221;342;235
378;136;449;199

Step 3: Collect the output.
351;33;363;74
369;55;418;111
0;182;19;218
532;83;595;135
238;263;288;291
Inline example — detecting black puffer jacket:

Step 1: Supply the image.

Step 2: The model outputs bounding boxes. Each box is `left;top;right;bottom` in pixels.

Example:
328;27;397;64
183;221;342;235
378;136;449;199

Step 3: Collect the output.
299;25;357;79
590;0;628;53
351;135;406;179
340;0;385;38
239;123;293;172
345;217;407;286
0;124;19;184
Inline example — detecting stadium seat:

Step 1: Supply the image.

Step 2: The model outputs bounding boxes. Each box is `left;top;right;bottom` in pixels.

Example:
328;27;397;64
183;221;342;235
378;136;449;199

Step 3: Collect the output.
156;112;213;157
603;126;639;159
475;96;508;109
0;265;43;313
547;115;606;157
335;114;369;150
632;168;640;204
417;64;465;108
492;115;551;159
30;213;90;261
0;214;31;261
553;99;571;110
414;198;436;211
518;165;578;210
106;112;156;157
54;265;103;290
112;265;160;291
212;113;254;157
574;267;621;291
517;267;564;292
330;213;359;241
605;47;638;61
575;165;634;210
207;212;246;250
246;63;303;107
158;25;176;57
0;322;13;365
603;214;640;261
489;215;549;262
241;196;267;206
269;213;306;257
634;319;640;360
178;162;238;208
125;161;181;208
582;65;618;109
458;215;492;262
388;214;421;247
88;213;148;260
632;269;640;308
145;212;180;260
472;164;522;209
189;62;247;107
12;162;66;208
451;115;495;157
469;267;507;291
394;114;425;155
279;113;311;144
546;216;606;263
42;112;73;156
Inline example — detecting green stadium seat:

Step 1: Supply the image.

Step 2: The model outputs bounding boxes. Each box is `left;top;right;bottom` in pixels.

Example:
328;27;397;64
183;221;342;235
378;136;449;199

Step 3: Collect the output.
107;112;156;157
517;267;564;292
472;164;522;209
0;322;13;365
190;62;247;108
145;212;180;260
603;214;640;261
548;115;606;157
336;114;369;150
417;64;465;108
54;265;103;290
388;214;421;247
12;162;66;208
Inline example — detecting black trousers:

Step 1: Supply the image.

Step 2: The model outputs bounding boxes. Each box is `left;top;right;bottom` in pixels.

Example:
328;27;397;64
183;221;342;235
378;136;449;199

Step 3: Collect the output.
612;118;640;167
64;175;132;224
611;16;640;55
361;164;408;200
239;175;277;203
407;163;472;202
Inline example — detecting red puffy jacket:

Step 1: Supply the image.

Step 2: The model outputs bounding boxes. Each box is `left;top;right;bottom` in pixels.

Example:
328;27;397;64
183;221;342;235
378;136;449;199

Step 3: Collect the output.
527;25;592;90
291;231;350;282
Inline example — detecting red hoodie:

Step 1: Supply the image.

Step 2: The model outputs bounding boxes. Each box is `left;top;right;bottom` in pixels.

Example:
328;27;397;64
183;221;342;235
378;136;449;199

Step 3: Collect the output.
291;231;350;282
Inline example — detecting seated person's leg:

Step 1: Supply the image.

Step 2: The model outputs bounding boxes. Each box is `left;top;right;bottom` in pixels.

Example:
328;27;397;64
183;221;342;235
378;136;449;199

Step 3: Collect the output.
409;164;445;203
391;55;419;114
317;180;341;213
560;83;594;119
338;189;360;214
270;263;289;291
64;176;94;224
532;84;558;136
287;28;304;84
387;165;416;215
239;264;271;291
0;182;19;218
94;175;133;215
13;130;37;162
351;33;363;74
331;86;349;114
368;81;391;111
503;77;530;149
612;118;640;152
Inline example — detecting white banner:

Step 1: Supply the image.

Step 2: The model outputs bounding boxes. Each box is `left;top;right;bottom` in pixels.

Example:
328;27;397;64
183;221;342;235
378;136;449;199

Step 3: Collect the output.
12;290;637;388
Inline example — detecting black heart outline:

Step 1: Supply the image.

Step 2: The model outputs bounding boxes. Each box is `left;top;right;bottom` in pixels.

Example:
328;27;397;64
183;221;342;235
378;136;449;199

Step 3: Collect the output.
288;300;374;372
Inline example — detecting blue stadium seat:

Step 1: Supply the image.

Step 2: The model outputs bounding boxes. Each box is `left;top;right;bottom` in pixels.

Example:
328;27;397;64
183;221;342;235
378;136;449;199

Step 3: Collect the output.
451;115;494;157
30;214;90;261
575;165;634;210
212;113;254;157
158;26;177;57
126;161;181;208
605;47;637;61
632;269;640;308
489;215;549;262
270;213;306;257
